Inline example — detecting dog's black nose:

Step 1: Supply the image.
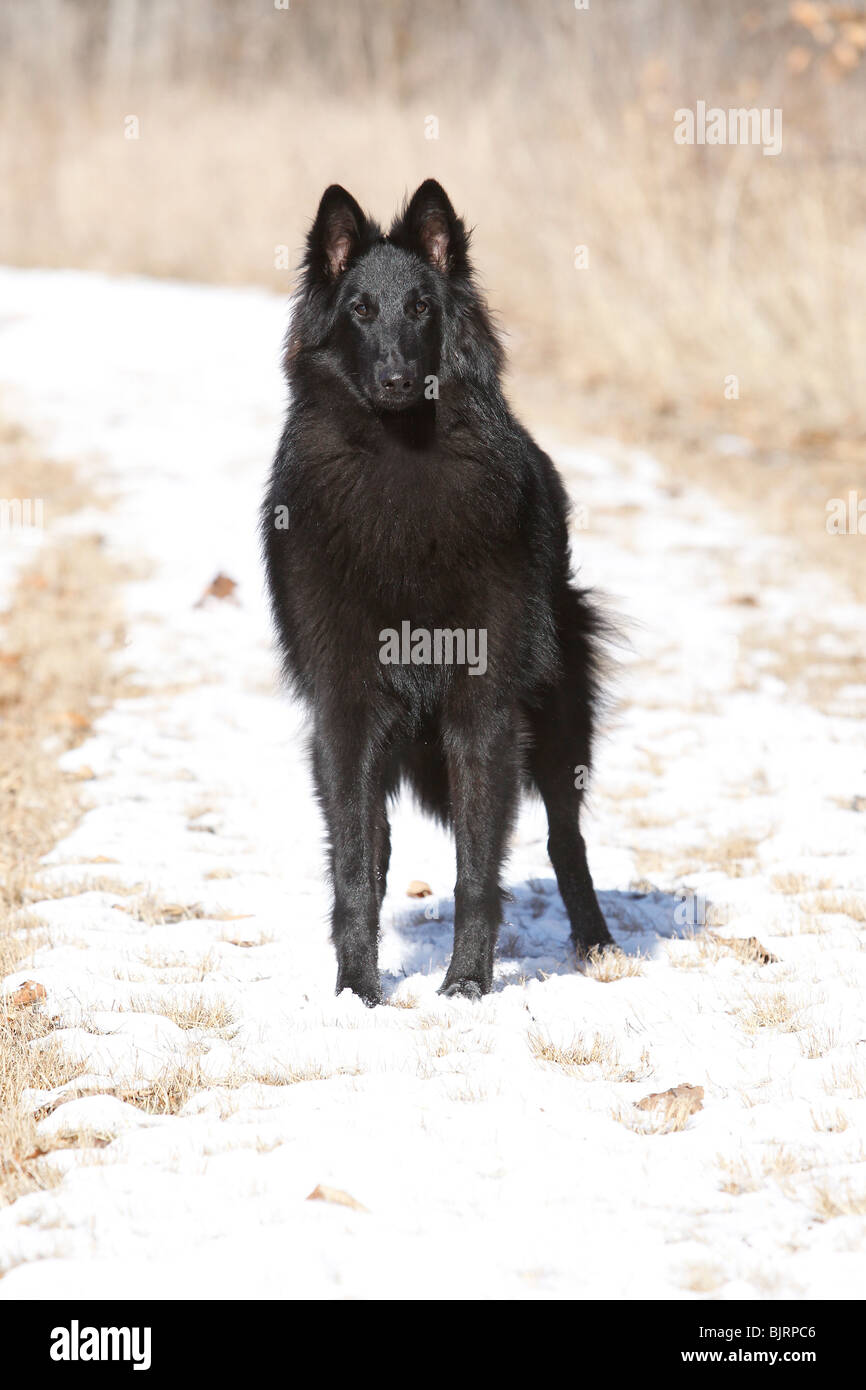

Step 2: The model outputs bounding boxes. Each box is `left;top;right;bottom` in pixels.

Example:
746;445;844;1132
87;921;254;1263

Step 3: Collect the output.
378;366;417;394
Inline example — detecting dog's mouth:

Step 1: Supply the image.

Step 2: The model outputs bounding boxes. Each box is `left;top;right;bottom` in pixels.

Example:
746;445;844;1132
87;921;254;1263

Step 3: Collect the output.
370;385;427;413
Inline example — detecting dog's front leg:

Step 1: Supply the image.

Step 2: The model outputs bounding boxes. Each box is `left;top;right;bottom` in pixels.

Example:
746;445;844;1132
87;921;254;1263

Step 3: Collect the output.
440;708;521;999
312;709;390;1007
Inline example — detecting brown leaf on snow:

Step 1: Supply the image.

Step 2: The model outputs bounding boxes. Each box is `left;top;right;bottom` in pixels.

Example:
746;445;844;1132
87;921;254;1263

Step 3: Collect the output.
66;765;96;781
636;1083;704;1116
407;880;433;898
306;1184;368;1212
715;935;779;965
194;572;238;607
7;980;47;1008
55;709;91;730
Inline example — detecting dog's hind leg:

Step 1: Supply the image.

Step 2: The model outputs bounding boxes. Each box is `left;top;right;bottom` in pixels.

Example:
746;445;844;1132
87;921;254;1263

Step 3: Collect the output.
527;695;615;958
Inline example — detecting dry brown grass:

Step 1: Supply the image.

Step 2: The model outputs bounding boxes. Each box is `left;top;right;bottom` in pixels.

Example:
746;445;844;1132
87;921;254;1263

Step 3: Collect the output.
676;833;764;880
738;990;802;1035
113;894;208;926
811;1108;850;1134
126;995;236;1033
679;1262;726;1294
825;1063;866;1099
802;893;866;925
718;1145;821;1196
718;1155;763;1195
581;946;645;983
798;1027;838;1059
0;4;864;616
0;420;128;1205
771;873;833;896
137;947;217;979
30;1058;345;1128
811;1181;866;1221
529;1029;618;1072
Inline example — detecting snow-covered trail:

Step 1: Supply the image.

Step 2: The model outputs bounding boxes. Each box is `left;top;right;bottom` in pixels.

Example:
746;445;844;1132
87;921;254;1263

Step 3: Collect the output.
0;268;864;1300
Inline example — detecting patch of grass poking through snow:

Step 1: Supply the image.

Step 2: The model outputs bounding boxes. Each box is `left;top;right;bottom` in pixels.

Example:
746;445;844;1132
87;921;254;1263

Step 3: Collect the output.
718;1156;763;1195
388;991;420;1010
679;1262;726;1294
718;1148;822;1197
28;876;141;901
114;1059;343;1117
677;831;764;880
798;1027;838;1059
824;1064;866;1099
802;893;866;925
811;1108;850;1133
581;945;644;982
811;1182;866;1221
139;947;217;979
737;990;802;1035
126;995;236;1033
529;1029;618;1072
117;894;208;926
771;873;833;896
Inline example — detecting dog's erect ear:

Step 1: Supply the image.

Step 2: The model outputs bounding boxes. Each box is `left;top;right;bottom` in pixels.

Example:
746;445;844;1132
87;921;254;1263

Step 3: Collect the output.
395;180;469;274
308;185;368;281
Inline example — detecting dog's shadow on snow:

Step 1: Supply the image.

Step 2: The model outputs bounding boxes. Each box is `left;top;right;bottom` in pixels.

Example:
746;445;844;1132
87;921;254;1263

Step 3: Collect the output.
380;877;683;995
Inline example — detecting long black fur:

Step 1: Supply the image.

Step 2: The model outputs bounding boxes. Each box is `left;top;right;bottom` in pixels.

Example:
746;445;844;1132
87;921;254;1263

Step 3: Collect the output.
262;180;614;1004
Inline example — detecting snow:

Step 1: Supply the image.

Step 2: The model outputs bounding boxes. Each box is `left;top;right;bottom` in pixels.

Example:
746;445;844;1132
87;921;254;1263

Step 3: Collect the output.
0;267;864;1300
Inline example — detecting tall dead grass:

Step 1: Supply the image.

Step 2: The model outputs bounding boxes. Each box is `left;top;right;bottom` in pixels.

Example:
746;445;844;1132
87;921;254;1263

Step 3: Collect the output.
0;419;127;1204
0;0;863;447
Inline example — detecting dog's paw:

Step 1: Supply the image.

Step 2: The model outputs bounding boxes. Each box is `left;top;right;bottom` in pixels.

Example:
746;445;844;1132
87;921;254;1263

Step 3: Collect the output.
438;977;484;1001
336;976;382;1008
571;926;616;960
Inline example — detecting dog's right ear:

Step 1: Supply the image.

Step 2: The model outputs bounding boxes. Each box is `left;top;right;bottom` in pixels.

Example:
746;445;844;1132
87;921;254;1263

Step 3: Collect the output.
307;185;368;282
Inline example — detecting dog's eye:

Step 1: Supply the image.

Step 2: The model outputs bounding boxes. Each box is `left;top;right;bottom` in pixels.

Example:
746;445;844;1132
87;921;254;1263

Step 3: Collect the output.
415;299;429;315
354;303;369;318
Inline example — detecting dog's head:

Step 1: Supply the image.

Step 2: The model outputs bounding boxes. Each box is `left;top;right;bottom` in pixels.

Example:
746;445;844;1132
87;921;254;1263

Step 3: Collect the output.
296;180;474;412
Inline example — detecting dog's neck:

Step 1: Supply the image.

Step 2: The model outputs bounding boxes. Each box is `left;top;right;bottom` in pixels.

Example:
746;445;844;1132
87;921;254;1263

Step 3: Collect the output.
375;399;437;451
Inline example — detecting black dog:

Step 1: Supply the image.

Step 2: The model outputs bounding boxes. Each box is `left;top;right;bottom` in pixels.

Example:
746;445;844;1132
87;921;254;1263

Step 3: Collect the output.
263;180;614;1004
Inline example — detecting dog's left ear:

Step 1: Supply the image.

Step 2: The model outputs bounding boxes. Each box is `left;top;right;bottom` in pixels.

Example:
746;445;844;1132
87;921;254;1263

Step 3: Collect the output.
393;180;470;274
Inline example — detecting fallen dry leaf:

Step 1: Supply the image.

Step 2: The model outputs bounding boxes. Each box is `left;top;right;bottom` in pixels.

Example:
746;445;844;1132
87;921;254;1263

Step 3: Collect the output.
715;935;778;965
637;1083;704;1116
407;880;432;898
55;709;91;730
306;1183;368;1212
195;572;238;607
7;980;47;1008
